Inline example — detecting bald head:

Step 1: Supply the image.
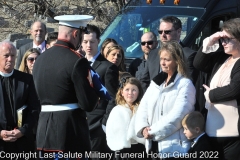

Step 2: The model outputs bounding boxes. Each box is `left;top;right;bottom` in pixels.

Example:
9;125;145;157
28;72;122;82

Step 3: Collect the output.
0;41;17;73
141;32;158;59
58;25;81;50
142;32;157;42
30;21;47;45
58;25;74;39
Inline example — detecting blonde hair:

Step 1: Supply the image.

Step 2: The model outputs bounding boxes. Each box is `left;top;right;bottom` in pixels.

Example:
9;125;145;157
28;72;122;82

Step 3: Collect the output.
106;45;126;72
159;41;188;78
182;111;205;131
116;76;143;113
19;48;40;74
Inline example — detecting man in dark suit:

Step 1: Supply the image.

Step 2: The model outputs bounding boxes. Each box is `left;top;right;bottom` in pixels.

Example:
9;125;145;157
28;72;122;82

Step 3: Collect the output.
129;31;158;77
15;21;47;69
82;24;119;159
138;16;197;92
33;15;99;158
0;41;40;154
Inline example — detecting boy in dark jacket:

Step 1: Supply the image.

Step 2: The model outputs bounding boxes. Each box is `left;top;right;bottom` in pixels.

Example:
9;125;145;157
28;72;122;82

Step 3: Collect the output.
182;111;216;160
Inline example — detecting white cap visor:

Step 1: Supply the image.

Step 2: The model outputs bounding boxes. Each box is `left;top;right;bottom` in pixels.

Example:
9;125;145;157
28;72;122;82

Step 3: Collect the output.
54;15;93;28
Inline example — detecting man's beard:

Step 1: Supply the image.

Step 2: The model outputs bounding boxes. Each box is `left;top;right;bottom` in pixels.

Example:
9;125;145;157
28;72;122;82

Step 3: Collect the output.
144;51;150;55
35;36;43;42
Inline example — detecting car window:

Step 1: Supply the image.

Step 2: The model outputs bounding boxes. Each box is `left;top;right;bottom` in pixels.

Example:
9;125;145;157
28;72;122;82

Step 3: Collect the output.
99;5;204;59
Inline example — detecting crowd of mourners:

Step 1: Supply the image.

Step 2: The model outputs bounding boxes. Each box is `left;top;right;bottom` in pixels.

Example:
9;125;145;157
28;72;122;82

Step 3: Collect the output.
0;14;240;160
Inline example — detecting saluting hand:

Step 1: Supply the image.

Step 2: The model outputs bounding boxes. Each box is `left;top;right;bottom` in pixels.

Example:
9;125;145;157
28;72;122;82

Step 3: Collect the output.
209;31;224;44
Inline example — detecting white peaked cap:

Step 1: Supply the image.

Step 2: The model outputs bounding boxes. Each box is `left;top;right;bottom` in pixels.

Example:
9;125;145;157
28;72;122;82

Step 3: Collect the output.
54;15;93;28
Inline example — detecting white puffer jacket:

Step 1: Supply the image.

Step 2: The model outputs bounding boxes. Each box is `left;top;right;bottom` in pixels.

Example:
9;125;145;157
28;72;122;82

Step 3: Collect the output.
106;104;145;151
135;73;196;158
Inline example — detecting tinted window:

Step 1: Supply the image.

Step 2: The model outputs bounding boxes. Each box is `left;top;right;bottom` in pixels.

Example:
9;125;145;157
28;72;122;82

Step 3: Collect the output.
100;5;205;59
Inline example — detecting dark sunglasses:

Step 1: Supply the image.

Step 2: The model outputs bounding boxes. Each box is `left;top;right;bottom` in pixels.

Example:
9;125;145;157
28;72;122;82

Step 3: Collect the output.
220;37;235;44
27;57;37;62
141;41;154;46
158;30;174;35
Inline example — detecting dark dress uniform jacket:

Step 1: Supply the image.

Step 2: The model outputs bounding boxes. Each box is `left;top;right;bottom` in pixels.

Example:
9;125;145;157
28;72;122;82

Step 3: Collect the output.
32;40;99;153
139;42;197;92
87;54;119;138
0;70;40;151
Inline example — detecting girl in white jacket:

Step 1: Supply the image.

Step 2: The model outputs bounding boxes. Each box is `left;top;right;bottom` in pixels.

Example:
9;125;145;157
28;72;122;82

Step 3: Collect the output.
106;76;148;160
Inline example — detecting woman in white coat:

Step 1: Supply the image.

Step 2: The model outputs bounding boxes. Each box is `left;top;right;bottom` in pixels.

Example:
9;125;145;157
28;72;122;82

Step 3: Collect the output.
135;41;196;160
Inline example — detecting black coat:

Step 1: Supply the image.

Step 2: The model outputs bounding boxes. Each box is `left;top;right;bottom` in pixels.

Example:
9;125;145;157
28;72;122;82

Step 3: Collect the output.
87;54;119;138
193;46;240;134
128;57;143;77
138;43;197;92
135;59;147;80
0;70;40;152
187;134;213;160
32;40;99;153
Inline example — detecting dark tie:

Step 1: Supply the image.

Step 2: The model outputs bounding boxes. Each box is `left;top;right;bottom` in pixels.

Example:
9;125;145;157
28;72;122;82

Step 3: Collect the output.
191;140;195;147
89;61;92;65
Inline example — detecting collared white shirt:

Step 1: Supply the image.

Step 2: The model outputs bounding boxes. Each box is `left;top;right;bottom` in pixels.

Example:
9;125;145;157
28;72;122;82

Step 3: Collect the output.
88;51;100;66
0;70;14;77
33;41;46;53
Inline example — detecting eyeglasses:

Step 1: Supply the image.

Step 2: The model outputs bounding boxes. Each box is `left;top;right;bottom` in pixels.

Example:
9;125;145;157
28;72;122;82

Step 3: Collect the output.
158;30;174;35
141;41;154;46
27;57;37;62
220;37;235;44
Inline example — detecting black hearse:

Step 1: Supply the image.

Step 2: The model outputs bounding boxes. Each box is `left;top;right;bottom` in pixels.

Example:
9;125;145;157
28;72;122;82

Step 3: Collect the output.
99;0;240;66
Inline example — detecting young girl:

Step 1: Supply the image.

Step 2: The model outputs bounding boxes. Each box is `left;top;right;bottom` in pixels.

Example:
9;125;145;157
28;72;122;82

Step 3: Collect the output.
106;76;146;160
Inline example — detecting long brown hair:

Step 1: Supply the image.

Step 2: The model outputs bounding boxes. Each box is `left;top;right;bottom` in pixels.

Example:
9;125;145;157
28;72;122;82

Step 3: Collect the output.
106;45;126;72
100;38;118;56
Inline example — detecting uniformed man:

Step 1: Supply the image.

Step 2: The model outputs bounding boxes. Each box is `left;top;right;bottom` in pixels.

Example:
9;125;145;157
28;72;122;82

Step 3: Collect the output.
32;15;99;159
